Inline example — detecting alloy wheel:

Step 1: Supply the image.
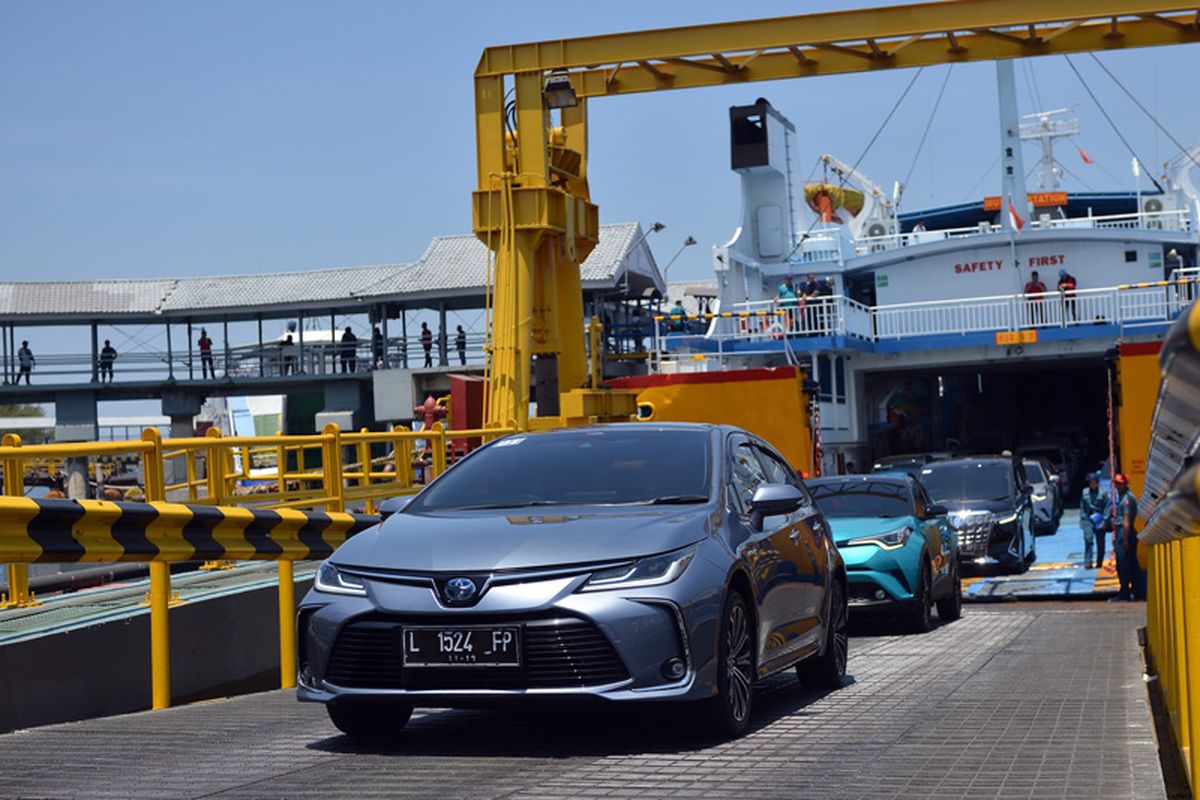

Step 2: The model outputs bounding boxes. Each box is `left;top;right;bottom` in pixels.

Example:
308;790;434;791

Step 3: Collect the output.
725;601;754;724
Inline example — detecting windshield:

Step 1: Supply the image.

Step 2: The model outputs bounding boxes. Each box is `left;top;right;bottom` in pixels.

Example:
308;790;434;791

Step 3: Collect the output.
1023;461;1046;483
809;480;912;518
1021;447;1064;467
919;462;1013;503
408;429;712;511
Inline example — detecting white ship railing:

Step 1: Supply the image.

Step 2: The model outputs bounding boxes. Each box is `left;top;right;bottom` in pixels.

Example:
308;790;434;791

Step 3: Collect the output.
655;277;1200;362
852;209;1192;256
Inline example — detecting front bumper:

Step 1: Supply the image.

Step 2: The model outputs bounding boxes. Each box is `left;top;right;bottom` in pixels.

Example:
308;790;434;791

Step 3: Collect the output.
838;543;917;611
297;559;726;708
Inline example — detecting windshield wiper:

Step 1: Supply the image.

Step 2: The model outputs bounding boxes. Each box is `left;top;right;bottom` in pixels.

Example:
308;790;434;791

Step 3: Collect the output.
644;494;709;505
451;500;569;510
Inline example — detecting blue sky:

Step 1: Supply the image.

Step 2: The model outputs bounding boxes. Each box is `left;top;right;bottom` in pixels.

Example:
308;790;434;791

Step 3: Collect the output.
4;1;1200;292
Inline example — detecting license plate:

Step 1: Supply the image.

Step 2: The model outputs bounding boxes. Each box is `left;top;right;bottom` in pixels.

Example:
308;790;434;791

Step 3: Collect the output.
400;626;521;667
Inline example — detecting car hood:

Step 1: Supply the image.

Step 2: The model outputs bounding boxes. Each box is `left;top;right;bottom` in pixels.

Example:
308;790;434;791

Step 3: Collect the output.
330;505;714;572
826;517;917;546
937;498;1014;515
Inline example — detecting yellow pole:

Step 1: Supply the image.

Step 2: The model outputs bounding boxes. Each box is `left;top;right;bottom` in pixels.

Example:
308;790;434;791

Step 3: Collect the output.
322;423;344;513
141;428;171;710
357;429;373;514
1169;539;1189;766
278;559;296;689
1182;535;1199;795
1;433;35;608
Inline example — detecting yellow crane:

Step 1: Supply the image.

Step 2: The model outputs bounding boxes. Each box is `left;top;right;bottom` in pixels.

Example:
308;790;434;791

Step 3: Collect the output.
472;1;1200;430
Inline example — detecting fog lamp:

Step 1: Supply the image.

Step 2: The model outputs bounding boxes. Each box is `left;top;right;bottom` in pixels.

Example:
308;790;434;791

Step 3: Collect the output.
662;657;687;680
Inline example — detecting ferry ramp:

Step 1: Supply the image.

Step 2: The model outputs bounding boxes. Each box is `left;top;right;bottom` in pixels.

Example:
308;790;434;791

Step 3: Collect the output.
0;603;1166;800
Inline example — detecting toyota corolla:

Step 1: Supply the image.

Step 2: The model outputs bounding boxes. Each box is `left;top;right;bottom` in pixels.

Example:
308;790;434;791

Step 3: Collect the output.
297;423;847;739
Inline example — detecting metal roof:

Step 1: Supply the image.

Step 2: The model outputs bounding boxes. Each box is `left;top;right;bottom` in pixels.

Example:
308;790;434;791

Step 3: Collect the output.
0;223;661;323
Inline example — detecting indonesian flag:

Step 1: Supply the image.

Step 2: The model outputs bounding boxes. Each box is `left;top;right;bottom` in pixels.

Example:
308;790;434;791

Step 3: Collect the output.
1078;147;1094;165
1008;199;1026;231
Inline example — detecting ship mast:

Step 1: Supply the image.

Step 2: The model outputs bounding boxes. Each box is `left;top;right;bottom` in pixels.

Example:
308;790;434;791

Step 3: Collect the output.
1020;109;1080;192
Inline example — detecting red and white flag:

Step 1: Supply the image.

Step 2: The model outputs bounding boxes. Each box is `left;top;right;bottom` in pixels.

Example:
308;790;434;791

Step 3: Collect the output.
1008;199;1025;231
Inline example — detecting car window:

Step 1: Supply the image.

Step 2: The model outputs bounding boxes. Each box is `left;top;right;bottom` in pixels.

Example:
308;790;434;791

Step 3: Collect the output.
919;462;1014;504
729;437;769;513
1023;461;1046;483
410;428;711;511
911;481;927;518
809;479;912;518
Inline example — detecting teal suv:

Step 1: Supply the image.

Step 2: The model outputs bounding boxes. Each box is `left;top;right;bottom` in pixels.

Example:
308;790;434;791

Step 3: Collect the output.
808;474;961;632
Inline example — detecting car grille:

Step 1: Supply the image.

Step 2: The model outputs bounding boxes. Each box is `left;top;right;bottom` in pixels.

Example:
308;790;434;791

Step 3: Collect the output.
325;614;629;690
949;512;994;557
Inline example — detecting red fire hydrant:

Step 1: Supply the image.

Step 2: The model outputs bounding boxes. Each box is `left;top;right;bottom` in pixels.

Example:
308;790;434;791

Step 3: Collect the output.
413;395;447;431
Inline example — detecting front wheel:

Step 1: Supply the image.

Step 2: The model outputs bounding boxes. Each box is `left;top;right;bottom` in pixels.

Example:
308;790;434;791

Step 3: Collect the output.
906;561;934;633
796;579;848;689
698;590;755;739
936;567;963;622
327;700;413;739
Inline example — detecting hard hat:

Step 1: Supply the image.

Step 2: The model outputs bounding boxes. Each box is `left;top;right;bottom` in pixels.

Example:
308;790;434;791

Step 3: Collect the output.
1091;513;1104;527
1113;473;1130;486
1058;269;1067;277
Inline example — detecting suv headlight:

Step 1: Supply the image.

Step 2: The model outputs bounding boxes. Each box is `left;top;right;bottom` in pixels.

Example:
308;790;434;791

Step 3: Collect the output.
314;561;367;596
845;526;912;550
580;545;697;592
994;512;1018;525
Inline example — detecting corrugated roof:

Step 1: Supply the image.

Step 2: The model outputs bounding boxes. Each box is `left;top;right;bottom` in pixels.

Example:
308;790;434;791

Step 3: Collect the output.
0;222;660;320
0;279;175;316
164;264;404;311
355;222;648;297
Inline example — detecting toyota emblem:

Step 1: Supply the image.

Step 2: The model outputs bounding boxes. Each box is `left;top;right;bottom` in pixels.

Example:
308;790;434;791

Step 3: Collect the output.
444;577;478;603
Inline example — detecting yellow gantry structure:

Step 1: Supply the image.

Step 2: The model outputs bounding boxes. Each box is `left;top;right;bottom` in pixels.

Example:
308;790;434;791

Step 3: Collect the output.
472;0;1200;429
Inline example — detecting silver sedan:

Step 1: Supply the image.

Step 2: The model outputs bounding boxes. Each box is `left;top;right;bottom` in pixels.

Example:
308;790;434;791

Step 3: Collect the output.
297;423;848;739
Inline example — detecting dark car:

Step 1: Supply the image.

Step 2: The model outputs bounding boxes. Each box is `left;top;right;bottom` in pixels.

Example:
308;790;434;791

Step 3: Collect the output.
870;452;950;474
917;457;1036;573
298;423;848;740
1023;457;1063;536
809;474;961;632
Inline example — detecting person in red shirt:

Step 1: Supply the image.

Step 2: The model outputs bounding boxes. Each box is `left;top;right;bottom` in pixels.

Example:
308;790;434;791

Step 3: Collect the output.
198;328;214;379
1023;270;1047;326
1056;269;1078;322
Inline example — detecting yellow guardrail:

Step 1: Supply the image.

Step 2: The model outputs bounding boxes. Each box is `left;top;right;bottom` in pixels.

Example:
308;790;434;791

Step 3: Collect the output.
0;421;515;712
1140;300;1200;795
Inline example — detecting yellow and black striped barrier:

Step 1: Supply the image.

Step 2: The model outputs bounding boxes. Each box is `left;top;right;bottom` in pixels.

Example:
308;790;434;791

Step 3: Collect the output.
1117;276;1200;290
0;497;377;564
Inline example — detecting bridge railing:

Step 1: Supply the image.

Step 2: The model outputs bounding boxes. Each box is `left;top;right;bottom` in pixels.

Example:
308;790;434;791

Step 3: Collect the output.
0;421;515;713
1138;300;1200;793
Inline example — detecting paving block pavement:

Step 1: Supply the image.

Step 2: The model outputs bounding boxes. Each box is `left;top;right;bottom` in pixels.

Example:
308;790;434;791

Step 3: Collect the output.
0;604;1165;800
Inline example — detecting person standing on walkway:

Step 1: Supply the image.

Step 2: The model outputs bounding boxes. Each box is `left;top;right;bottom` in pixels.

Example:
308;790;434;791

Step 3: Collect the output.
1079;472;1110;569
198;329;215;379
99;340;118;382
1109;473;1142;601
1056;269;1078;322
16;340;34;384
339;326;358;373
1024;271;1048;326
455;325;467;366
371;325;384;369
420;322;433;368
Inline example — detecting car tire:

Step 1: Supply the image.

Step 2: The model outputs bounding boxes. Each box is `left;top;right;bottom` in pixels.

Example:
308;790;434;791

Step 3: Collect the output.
796;579;848;689
906;561;934;633
327;700;413;739
936;566;962;622
699;590;755;739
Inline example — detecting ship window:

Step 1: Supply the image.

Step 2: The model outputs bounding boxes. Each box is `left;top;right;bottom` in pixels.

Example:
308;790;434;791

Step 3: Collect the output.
834;357;846;403
1125;250;1138;262
816;356;833;402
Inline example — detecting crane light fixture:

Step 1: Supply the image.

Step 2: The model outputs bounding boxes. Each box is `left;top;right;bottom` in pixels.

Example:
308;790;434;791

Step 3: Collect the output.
543;71;578;109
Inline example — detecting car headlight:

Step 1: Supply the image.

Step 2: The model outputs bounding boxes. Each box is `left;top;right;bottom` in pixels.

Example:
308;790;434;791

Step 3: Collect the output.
845;526;912;550
1031;493;1046;502
994;512;1019;525
580;545;697;592
314;561;367;596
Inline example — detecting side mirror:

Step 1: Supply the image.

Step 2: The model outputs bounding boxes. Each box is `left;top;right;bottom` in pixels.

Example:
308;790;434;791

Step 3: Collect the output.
379;495;414;521
1049;475;1061;484
749;483;805;529
925;503;948;518
1021;483;1034;495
